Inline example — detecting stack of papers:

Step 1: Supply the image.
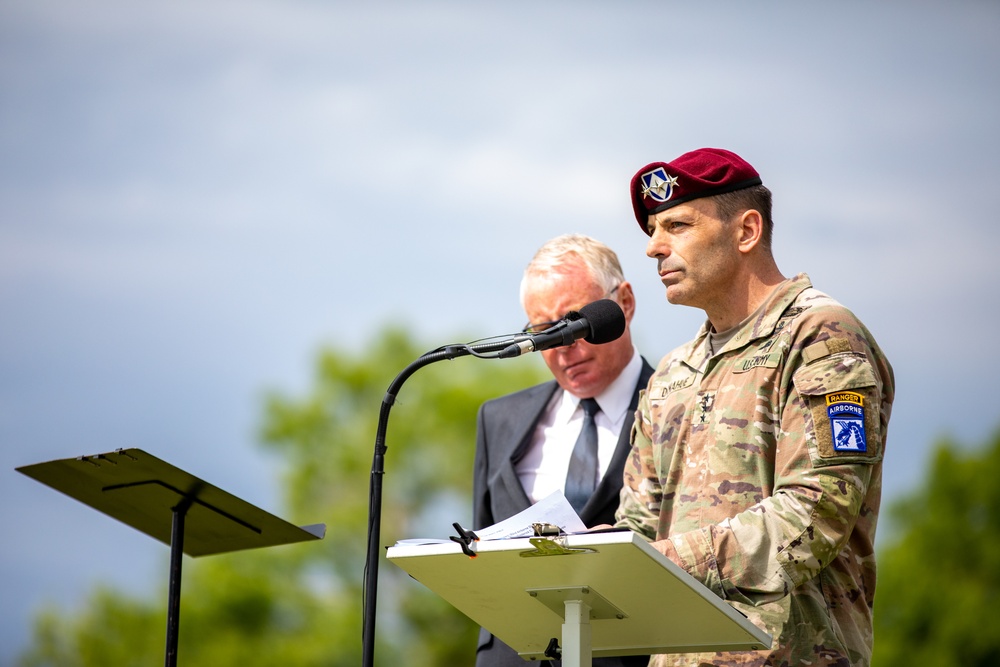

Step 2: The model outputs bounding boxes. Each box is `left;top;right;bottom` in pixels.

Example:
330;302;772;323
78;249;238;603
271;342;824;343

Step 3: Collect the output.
394;491;587;546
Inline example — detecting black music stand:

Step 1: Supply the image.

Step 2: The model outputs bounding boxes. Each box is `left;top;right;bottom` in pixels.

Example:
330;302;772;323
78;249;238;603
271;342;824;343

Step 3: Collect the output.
16;448;326;667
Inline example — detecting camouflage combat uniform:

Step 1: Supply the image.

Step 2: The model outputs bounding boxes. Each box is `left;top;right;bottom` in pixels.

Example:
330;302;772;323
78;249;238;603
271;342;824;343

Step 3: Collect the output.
616;273;894;667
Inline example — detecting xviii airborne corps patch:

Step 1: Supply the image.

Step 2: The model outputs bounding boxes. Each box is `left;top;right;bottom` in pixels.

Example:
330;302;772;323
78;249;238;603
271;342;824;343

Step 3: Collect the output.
826;391;867;452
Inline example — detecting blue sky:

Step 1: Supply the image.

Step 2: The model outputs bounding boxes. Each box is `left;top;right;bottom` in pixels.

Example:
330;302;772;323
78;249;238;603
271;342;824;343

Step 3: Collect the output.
2;0;999;661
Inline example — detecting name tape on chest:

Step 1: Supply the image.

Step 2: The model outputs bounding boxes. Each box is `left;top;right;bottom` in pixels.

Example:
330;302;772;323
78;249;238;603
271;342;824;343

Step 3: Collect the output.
648;373;696;400
731;351;781;374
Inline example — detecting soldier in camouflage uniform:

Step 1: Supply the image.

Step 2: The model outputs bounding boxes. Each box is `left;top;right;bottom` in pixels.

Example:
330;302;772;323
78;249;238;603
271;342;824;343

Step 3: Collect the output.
614;148;894;667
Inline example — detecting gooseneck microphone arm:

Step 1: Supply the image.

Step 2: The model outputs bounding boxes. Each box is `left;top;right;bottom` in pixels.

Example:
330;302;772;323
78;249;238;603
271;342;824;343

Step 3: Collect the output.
362;336;529;667
361;299;625;666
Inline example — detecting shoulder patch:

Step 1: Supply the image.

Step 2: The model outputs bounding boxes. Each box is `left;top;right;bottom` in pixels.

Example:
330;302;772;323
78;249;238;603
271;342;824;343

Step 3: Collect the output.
826;392;867;452
792;348;883;465
808;386;881;463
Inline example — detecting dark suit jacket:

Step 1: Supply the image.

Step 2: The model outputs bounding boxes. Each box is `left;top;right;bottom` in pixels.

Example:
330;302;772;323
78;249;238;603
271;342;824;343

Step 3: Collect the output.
472;358;655;667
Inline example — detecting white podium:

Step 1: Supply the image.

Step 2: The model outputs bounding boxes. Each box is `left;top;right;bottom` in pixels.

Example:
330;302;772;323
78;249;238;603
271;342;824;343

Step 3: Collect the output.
387;530;770;666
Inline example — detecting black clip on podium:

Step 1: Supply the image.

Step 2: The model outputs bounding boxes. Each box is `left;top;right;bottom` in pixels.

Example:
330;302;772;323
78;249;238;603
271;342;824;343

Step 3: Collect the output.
16;448;326;667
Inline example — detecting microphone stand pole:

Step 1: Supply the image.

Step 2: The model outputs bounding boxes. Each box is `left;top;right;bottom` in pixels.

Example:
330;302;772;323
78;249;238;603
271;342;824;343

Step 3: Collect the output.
362;338;521;667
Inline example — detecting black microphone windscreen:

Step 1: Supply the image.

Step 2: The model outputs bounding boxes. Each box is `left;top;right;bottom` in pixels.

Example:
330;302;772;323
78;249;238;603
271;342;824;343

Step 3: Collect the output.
579;299;626;345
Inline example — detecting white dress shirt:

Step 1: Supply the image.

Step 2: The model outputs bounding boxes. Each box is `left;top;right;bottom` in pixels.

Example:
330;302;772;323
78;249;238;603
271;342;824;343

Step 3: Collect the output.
515;349;643;504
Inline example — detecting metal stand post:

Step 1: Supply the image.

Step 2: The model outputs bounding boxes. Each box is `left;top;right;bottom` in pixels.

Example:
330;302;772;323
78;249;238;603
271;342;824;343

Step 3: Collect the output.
561;597;593;667
165;497;193;667
562;600;593;667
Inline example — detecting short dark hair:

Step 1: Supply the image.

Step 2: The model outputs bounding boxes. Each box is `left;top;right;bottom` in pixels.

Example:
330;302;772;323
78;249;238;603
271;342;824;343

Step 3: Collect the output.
712;184;774;251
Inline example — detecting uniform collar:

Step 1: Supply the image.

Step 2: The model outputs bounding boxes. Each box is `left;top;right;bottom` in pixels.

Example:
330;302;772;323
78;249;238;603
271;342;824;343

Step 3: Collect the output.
683;273;813;366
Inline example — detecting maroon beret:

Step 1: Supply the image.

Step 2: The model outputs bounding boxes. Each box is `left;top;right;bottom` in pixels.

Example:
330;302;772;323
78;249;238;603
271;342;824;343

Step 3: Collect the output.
630;148;762;235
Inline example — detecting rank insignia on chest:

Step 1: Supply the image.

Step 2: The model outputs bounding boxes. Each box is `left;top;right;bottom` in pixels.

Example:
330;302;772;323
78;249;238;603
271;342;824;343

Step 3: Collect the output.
826;392;867;452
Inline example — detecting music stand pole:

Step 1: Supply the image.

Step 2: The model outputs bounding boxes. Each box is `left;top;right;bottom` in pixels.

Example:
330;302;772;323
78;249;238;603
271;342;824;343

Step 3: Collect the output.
165;497;193;667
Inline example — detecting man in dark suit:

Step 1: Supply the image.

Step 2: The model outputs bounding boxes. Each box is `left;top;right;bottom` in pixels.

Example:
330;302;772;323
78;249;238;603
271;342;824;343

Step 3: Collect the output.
472;234;654;667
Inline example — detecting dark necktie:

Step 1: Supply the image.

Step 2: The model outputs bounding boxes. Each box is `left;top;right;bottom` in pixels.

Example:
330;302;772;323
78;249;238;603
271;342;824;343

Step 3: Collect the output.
565;398;600;514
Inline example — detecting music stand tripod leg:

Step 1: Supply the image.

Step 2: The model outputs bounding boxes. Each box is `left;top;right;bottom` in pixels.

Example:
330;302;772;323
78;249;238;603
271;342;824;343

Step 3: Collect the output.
165;497;193;667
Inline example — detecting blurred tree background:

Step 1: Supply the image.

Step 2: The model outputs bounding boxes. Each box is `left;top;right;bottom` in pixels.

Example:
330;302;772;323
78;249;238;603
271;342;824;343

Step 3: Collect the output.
16;328;1000;666
872;427;1000;667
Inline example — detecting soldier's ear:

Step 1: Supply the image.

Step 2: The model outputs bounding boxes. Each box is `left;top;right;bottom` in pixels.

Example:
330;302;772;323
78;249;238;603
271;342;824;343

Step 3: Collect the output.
736;210;764;254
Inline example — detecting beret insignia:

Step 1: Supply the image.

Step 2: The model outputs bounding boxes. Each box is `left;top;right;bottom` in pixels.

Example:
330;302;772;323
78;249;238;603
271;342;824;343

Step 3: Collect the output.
640;167;678;203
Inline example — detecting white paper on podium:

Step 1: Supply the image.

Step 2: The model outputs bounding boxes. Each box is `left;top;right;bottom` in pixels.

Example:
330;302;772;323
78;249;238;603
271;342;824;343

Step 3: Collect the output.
394;491;586;546
475;491;587;540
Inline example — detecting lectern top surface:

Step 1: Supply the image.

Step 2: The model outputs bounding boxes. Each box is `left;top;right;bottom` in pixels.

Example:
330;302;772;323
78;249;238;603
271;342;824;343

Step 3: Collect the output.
388;531;770;659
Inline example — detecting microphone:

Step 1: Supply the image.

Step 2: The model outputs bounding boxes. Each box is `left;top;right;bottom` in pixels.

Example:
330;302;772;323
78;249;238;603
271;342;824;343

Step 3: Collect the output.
499;299;626;358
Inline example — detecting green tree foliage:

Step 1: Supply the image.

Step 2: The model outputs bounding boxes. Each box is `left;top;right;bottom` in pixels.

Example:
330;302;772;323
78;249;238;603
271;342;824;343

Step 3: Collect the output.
873;428;1000;667
19;328;549;666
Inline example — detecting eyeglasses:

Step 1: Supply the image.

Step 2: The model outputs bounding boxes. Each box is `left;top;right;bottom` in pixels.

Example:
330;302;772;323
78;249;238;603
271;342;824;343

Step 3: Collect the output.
521;284;621;334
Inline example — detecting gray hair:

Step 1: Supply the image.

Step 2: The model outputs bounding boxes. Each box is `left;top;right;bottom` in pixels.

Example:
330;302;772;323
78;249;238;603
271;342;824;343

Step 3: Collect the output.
519;234;626;307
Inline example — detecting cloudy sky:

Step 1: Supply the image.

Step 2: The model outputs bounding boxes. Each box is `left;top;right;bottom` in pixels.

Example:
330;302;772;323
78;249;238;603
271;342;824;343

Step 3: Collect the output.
2;0;998;660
